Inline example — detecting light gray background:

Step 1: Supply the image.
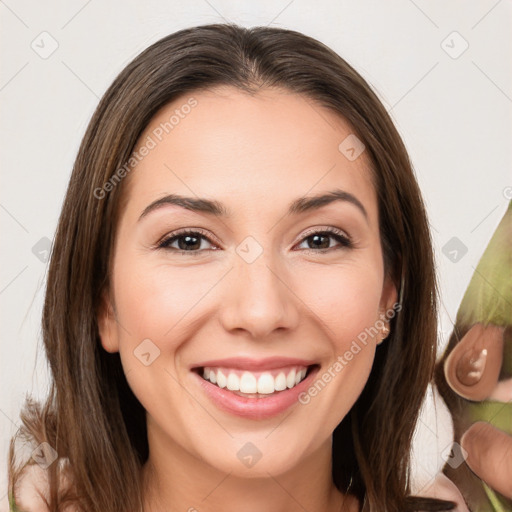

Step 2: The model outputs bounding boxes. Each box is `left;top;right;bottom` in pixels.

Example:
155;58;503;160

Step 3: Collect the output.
1;0;511;506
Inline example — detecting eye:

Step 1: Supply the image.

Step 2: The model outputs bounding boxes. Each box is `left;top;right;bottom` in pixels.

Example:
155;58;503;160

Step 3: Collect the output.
295;228;353;252
157;229;218;255
156;227;353;255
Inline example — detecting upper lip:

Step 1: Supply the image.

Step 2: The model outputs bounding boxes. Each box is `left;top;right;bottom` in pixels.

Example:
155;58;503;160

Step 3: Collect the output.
190;356;318;372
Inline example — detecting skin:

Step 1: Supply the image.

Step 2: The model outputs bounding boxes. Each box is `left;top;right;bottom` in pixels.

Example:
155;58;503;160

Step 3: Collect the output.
416;474;470;512
461;422;512;499
98;86;398;512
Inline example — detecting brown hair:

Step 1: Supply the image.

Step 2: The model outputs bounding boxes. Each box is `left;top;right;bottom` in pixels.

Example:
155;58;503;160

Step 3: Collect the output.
8;23;455;511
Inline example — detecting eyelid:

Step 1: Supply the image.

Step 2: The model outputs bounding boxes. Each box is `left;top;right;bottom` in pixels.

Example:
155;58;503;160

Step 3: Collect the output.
297;226;351;243
294;226;352;251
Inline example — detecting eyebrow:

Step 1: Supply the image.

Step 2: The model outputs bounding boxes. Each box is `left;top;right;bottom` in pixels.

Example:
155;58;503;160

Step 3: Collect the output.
138;188;368;223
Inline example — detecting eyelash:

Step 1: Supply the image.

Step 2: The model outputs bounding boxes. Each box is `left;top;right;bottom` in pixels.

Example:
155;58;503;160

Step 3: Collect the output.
156;227;353;255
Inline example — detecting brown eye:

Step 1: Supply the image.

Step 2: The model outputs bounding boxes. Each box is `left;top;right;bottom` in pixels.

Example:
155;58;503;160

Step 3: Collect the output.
156;227;352;255
158;229;217;253
297;229;352;252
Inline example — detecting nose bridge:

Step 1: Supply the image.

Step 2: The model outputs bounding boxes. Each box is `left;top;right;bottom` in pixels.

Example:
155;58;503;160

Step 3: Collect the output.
219;240;300;338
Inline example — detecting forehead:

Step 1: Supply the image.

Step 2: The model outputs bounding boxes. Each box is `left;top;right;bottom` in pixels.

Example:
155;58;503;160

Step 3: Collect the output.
121;86;377;224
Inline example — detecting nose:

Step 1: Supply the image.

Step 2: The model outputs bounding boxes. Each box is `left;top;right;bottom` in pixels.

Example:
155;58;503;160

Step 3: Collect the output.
218;250;301;339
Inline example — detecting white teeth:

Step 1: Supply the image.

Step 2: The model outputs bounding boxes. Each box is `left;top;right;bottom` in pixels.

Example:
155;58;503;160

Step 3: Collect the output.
201;366;310;395
240;372;257;393
286;369;296;389
227;373;239;391
274;372;287;391
217;369;227;388
295;369;307;385
257;373;275;394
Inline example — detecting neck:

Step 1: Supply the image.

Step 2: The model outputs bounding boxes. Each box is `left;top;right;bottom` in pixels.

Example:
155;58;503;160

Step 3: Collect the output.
140;417;358;512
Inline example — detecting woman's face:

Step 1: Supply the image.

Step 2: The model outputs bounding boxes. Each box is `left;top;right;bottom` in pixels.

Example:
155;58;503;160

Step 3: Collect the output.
99;86;397;477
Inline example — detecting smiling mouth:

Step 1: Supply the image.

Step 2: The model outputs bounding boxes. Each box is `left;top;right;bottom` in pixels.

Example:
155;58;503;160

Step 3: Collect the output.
192;364;319;398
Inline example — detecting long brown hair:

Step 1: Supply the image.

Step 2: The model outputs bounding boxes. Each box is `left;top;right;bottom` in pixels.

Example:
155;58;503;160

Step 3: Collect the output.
8;23;455;511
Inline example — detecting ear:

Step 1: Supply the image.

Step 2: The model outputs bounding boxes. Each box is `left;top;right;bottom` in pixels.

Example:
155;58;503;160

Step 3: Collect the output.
379;272;399;317
97;289;120;353
375;274;399;345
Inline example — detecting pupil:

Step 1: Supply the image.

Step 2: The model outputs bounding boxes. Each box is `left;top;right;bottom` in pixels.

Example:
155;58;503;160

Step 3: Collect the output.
179;235;200;250
310;234;329;249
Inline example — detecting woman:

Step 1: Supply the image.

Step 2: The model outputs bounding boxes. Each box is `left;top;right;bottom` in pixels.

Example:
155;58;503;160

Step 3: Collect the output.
8;23;459;511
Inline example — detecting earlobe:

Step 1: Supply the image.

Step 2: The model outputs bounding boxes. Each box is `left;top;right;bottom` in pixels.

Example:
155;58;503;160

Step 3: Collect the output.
376;275;399;345
376;323;390;345
97;290;120;353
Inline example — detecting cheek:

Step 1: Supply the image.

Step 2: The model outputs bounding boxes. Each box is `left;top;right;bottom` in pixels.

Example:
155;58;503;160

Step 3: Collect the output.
110;256;211;414
113;256;221;341
295;259;384;342
293;261;382;406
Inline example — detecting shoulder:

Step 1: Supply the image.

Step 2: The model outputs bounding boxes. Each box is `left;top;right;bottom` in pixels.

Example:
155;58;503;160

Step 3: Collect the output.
9;459;77;512
415;473;470;512
10;463;51;512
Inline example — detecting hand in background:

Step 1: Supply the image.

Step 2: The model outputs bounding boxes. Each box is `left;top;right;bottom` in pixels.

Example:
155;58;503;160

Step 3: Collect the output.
461;421;512;499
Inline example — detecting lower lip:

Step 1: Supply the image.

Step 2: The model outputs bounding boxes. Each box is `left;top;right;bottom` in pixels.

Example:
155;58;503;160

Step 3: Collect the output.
192;365;320;420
